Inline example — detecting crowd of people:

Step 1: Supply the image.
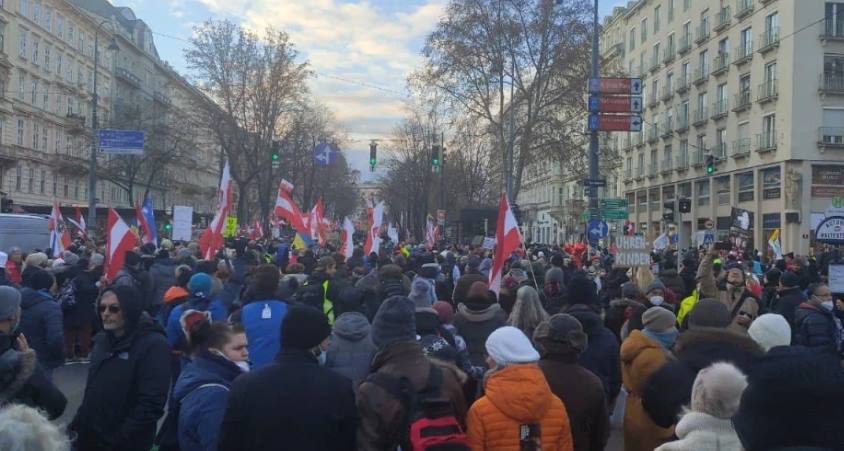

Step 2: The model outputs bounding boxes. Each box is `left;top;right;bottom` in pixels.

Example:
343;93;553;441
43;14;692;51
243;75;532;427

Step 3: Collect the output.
0;235;842;450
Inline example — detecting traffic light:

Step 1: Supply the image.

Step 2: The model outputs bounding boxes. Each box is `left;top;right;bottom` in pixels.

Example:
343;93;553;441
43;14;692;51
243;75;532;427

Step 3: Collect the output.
164;222;173;232
369;142;377;171
271;141;280;169
705;154;716;174
678;198;692;213
431;144;441;169
662;200;675;222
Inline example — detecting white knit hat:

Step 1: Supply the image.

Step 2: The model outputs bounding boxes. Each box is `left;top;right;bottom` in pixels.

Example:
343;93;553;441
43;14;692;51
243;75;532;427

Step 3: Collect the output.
748;314;791;352
485;326;540;366
691;362;748;418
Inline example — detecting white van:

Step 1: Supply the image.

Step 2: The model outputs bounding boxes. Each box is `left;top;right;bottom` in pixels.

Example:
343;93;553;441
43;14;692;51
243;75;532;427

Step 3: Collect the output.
0;214;51;253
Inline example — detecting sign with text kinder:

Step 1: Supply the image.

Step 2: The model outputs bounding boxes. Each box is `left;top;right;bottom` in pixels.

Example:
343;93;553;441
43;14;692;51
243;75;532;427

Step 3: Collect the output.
613;235;651;268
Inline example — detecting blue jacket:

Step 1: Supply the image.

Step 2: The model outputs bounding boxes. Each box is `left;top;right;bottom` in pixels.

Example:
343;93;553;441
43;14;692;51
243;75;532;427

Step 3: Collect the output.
240;300;288;369
19;288;64;369
566;304;622;404
166;295;227;349
173;352;242;451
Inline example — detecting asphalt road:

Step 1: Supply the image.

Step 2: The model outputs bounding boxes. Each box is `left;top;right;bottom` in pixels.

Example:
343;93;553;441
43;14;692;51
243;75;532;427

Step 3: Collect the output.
52;362;626;450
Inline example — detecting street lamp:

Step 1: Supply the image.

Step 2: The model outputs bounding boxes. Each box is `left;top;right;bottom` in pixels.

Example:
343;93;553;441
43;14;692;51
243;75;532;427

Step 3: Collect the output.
87;20;119;239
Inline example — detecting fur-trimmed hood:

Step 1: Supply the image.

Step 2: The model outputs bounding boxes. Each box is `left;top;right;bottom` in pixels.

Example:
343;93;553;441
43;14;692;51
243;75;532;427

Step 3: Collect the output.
430;357;468;385
0;348;36;404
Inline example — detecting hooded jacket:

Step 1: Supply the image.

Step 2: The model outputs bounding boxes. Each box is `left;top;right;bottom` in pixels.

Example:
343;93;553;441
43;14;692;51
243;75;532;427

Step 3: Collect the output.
70;285;171;451
148;257;177;307
452;272;487;306
620;330;674;451
166;294;228;349
325;312;377;388
654;412;742;451
63;266;101;329
173;352;243;451
659;269;688;301
794;302;842;355
453;301;507;367
565;304;621;405
18;287;64;369
239;297;288;370
697;252;759;334
0;338;66;419
467;364;573;451
773;287;807;329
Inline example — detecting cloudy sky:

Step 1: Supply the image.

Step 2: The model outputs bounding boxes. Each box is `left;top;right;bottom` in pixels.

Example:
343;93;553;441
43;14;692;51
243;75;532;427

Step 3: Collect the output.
128;0;627;178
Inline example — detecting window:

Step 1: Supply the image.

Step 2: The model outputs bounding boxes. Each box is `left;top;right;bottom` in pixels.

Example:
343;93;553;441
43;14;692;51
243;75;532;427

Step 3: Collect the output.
42;85;47;108
638;153;645;176
54;128;61;152
668;0;675;22
701;10;710;37
17;71;24;100
14;164;21;191
67;96;74;114
697;180;710;206
56;15;63;38
654;5;661;33
684;0;691;11
52;173;56;195
27;167;33;193
683;21;691;43
679;99;690;122
679;182;691;198
650;149;658;174
55;52;61;74
78;31;84;56
697;91;707;116
652;42;660;67
16;119;23;145
828;2;844;37
43;7;51;31
739;73;751;96
738;172;754;202
667;32;675;56
32;1;39;22
626;156;633;177
680;139;689;165
681;61;690;84
30;79;36;104
19;0;26;16
762;166;781;199
641;18;648;43
737;120;750;154
630;28;636;51
18;30;26;58
32;122;38;149
764;61;777;83
715;127;727;159
740;27;753;55
699;49;709;73
650;188;660;210
765;12;779;37
68;22;74;45
762;114;776;149
54;92;61;114
65;58;72;81
31;38;38;63
62;176;67;197
822;109;844;144
666;71;674;91
717;82;727;102
43;44;49;69
41;124;46;149
664;145;673;167
718;37;729;57
39;169;45;194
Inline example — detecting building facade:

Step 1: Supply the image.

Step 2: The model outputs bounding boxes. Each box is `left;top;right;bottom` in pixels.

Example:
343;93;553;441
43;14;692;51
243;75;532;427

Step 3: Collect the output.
603;0;844;255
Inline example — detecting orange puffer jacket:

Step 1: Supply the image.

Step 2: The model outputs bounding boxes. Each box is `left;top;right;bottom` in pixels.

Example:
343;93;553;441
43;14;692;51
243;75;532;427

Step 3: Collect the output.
467;364;573;451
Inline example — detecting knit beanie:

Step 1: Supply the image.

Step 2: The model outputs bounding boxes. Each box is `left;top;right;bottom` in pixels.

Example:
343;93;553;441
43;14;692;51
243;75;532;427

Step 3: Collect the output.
764;268;781;285
409;278;435;309
0;286;22;321
643;307;676;332
432;301;454;324
62;251;80;267
485;326;540;366
420;334;458;363
419;263;440;280
687;299;732;330
566;274;599;305
28;269;55;291
533;314;588;354
690;362;748;418
371;296;416;351
621;282;640;299
281;305;332;350
253;264;280;293
188;273;212;296
780;271;800;288
747;314;791;352
646;279;666;294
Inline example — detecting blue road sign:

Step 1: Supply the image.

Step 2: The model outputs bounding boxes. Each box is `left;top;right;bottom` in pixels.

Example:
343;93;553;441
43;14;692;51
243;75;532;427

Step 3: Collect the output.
98;129;145;155
587;219;609;241
314;142;338;166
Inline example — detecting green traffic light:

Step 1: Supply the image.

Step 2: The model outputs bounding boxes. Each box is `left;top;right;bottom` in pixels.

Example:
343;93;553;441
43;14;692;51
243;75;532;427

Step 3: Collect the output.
369;158;376;165
707;164;715;174
271;153;279;161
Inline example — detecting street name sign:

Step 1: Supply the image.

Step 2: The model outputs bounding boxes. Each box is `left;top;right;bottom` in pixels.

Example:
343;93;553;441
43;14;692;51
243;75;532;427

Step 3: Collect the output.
600;199;628;209
588;114;642;132
588;77;643;95
588;95;643;113
601;209;629;220
98;129;145;155
583;178;607;187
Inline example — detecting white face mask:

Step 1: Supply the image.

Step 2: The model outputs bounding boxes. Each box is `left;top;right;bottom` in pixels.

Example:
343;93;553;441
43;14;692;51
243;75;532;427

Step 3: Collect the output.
235;360;251;372
821;300;834;312
650;296;664;306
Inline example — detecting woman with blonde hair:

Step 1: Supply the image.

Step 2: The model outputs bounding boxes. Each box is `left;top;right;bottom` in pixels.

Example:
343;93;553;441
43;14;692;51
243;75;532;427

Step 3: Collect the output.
0;404;71;451
508;285;550;340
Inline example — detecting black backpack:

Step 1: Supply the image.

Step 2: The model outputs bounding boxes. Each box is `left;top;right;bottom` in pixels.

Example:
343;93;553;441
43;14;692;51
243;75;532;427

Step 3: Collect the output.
57;277;77;310
365;365;469;451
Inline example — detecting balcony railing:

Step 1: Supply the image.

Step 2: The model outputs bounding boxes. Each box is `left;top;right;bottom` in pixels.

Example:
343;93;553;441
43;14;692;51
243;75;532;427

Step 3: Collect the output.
661;85;674;101
759;28;780;53
696;23;711;44
661;158;673;173
734;44;753;65
692;149;707;166
647;124;660;143
676;153;689;170
65;113;86;135
821;20;844;41
661;118;674;137
732;138;751;158
624;168;633;181
693;107;708;126
693;65;709;85
715;7;732;32
820;74;844;94
648;164;659;178
676;114;690;132
0;145;16;163
712;99;729;119
663;43;676;63
712;54;730;76
712;142;728;159
648;93;659;108
676;76;691;94
733;91;752;112
649;54;661;72
635;166;645;179
679;34;693;54
758;80;778;103
818;127;844;149
115;67;142;88
735;0;754;19
756;132;777;152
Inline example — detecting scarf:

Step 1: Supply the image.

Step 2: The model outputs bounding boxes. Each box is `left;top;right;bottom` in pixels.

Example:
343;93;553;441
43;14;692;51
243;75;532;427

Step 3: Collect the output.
642;327;679;350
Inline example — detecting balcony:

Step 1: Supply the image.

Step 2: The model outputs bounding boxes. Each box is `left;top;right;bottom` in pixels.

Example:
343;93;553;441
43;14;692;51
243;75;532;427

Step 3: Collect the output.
733;91;752;112
624;168;633;182
732;138;751;158
676;153;689;171
676;115;690;133
153;91;172;108
711;99;729;119
635;167;645;180
820;21;844;42
715;7;732;32
647;124;660;144
0;145;16;164
649;55;661;73
65;113;86;135
661;158;673;174
692;149;707;167
663;44;676;64
661;85;674;102
756;132;777;153
50;152;89;174
818;127;844;150
696;23;711;45
647;93;660;108
819;74;844;95
648;164;658;179
693;65;709;85
678;35;693;54
712;54;730;76
735;0;754;20
693;107;708;126
676;76;691;94
759;28;780;54
733;44;753;66
712;142;728;160
115;67;142;88
758;80;778;103
661;118;674;138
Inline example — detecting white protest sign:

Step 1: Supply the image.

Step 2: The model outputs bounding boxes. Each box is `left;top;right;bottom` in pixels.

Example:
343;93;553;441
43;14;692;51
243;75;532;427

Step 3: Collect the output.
172;206;193;241
613;235;651;268
829;265;844;294
481;237;496;249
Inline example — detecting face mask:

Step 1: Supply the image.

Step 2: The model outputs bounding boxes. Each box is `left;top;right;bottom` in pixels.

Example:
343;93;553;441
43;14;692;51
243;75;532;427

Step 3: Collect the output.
649;296;664;306
235;360;251;372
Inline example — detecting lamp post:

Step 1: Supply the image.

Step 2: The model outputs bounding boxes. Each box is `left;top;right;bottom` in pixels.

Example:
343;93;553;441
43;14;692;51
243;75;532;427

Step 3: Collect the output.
87;20;119;239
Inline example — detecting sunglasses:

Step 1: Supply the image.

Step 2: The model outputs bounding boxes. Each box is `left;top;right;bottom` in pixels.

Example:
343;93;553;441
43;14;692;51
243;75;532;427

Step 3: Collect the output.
98;304;121;314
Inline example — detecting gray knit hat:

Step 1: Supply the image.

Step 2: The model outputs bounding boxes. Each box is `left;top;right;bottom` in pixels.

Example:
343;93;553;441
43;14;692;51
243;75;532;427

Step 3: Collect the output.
0;286;22;321
371;296;417;350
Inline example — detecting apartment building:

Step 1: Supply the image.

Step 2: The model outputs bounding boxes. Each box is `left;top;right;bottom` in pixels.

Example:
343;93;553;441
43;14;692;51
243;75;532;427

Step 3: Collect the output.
602;0;844;255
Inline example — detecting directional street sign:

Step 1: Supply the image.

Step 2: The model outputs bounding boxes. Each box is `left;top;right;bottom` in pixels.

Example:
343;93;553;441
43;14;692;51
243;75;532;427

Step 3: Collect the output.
588;95;643;113
588;77;643;95
601;209;629;220
98;129;145;155
314;142;338;166
588;114;642;132
587;219;609;240
600;199;628;209
584;178;607;187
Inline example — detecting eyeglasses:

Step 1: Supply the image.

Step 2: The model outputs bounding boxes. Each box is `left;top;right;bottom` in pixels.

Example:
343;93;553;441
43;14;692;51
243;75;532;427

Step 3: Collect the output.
98;304;121;314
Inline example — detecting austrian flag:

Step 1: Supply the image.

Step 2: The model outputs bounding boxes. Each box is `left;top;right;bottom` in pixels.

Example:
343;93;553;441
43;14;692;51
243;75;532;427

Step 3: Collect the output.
488;192;523;295
105;208;137;281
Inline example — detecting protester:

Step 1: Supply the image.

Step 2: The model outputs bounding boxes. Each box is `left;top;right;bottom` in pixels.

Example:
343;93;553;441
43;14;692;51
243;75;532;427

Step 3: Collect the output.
18;269;64;377
236;264;289;369
70;285;170;451
296;256;342;324
697;249;759;333
772;270;805;328
0;404;71;451
0;286;66;419
453;281;507;367
63;256;102;361
508;285;549;340
149;248;178;314
605;281;645;341
794;283;843;356
452;256;486;306
543;266;567;314
565;300;621;408
467;326;573;450
219;305;357;451
747;313;791;352
325;311;377;389
534;315;609;451
166;273;227;354
4;247;22;285
112;250;153;308
641;307;679;351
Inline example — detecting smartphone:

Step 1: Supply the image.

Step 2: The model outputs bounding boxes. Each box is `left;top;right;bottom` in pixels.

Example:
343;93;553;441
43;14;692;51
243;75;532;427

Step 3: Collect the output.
714;242;732;251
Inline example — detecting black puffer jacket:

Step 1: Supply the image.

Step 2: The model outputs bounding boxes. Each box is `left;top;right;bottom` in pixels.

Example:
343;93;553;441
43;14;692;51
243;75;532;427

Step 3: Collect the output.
453;299;506;367
0;337;66;419
794;302;843;356
70;286;171;451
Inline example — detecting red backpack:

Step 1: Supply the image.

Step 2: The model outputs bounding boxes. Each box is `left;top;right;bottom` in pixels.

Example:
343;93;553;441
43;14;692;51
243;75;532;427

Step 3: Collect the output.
366;364;469;451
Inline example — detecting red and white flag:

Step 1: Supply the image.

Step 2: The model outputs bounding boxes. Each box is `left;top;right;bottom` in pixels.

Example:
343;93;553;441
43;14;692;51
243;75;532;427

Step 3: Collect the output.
199;161;233;260
364;201;385;256
249;218;264;240
273;181;307;233
48;201;72;258
105;208;137;281
489;192;523;295
310;198;326;245
425;215;439;250
67;207;88;240
341;217;355;258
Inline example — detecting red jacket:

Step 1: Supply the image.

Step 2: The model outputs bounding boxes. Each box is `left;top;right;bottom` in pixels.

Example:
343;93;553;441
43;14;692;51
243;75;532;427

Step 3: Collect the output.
5;260;21;284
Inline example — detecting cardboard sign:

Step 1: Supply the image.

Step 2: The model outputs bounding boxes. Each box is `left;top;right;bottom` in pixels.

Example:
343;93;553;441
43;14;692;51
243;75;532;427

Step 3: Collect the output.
481;237;496;250
829;265;844;294
171;206;193;242
613;235;651;268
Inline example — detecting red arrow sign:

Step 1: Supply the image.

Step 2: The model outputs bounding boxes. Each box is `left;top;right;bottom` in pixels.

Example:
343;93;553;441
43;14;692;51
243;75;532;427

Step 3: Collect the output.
599;96;642;113
591;115;642;132
588;77;643;95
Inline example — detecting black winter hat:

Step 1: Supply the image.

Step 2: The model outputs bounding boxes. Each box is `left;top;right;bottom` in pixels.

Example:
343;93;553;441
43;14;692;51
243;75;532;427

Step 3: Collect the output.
687;299;732;330
281;305;331;351
371;295;416;350
764;268;782;285
780;271;800;288
27;268;54;291
566;274;598;306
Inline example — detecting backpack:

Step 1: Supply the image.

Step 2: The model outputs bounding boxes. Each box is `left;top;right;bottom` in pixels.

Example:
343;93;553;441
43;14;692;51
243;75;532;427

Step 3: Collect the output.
154;383;229;451
57;277;77;310
366;364;469;451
